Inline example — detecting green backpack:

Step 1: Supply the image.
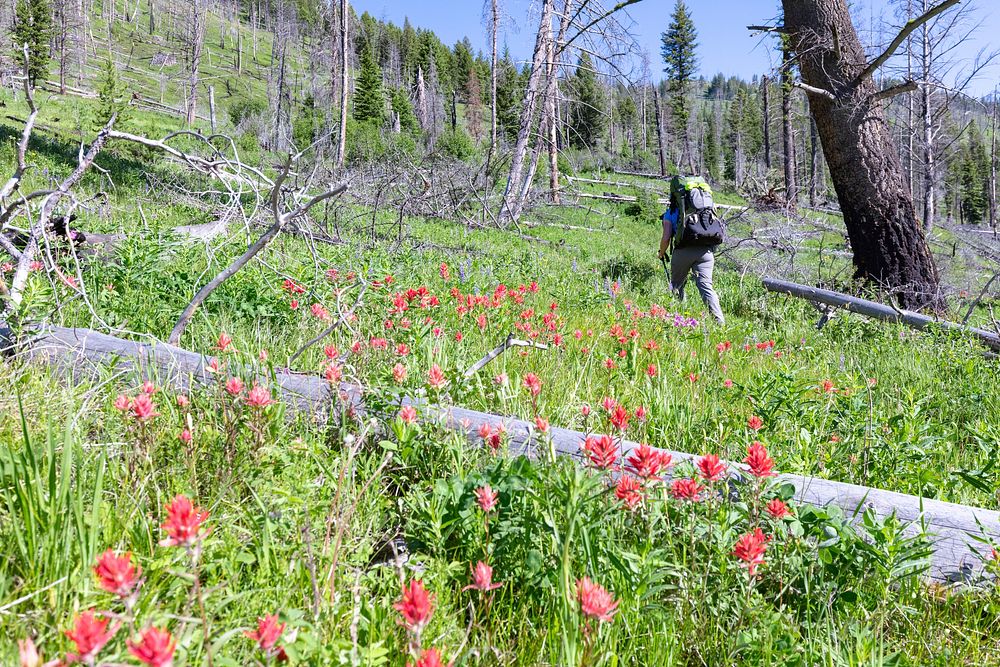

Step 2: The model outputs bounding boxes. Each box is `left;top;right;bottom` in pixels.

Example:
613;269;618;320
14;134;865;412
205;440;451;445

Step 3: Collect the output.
669;175;725;249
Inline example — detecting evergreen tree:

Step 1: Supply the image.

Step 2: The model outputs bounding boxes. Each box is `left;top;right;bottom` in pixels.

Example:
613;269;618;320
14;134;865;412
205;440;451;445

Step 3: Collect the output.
354;48;385;124
451;38;474;99
616;92;637;155
960;124;990;223
95;58;128;130
390;88;419;135
704;109;720;180
723;85;763;185
661;0;698;157
12;0;53;88
568;53;605;149
495;47;521;144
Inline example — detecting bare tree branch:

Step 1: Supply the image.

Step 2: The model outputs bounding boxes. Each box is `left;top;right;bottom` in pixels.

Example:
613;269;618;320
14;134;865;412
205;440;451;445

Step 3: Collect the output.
855;0;961;84
793;80;837;101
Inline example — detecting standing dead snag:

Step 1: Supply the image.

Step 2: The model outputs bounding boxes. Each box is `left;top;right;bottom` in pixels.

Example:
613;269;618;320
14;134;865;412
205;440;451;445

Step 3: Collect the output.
778;0;955;310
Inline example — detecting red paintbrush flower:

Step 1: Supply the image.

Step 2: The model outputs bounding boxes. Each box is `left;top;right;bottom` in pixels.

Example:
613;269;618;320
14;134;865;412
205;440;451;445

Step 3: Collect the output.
475;485;498;513
463;561;503;592
626;444;671;481
582;435;618;470
697;454;726;482
744;441;776;478
733;528;770;576
614;475;643;510
64;611;115;664
408;648;449;667
576;577;619;623
127;626;176;667
522;372;542;397
94;549;140;597
765;498;791;519
159;495;209;547
245;614;285;651
394;579;434;633
747;415;764;431
670;478;702;501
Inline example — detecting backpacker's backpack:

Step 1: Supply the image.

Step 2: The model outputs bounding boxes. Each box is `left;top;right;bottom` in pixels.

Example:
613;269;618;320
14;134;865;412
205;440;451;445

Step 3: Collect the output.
670;175;725;249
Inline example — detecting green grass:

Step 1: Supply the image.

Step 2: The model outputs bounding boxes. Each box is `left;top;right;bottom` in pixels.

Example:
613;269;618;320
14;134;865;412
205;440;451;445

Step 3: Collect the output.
2;91;1000;666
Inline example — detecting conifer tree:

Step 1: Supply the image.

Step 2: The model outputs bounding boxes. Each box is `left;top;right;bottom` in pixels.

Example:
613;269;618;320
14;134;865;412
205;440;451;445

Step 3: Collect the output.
390;88;419;136
960;124;990;223
12;0;53;87
568;53;605;149
661;0;698;167
495;48;521;144
95;58;128;130
704;110;720;180
354;47;385;124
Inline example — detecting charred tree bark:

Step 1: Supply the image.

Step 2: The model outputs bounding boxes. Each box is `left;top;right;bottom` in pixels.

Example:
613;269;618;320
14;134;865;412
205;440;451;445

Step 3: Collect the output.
782;0;943;309
762;75;772;172
809;117;820;206
652;84;667;177
781;45;797;207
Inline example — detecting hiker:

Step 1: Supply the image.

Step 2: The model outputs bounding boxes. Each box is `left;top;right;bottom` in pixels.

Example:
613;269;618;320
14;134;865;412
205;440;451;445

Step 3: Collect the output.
657;176;726;324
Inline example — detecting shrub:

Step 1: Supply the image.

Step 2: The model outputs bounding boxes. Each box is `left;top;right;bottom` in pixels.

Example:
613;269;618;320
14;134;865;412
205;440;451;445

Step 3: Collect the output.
228;96;267;128
435;127;477;160
347;119;386;163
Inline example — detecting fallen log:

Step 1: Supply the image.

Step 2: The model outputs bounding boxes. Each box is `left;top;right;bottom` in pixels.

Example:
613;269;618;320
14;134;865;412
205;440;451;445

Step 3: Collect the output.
762;277;1000;352
13;326;1000;583
573;191;747;213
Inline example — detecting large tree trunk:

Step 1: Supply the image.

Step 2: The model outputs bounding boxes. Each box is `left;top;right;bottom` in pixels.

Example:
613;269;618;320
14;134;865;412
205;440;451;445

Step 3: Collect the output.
782;0;941;309
652;84;667;177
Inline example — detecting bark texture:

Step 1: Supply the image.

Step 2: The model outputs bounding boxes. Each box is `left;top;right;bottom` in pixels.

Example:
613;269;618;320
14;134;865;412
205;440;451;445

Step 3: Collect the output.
782;0;941;309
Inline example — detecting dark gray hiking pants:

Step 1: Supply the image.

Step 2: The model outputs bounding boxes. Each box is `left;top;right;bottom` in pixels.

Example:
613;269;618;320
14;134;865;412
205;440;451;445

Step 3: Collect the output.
670;246;725;324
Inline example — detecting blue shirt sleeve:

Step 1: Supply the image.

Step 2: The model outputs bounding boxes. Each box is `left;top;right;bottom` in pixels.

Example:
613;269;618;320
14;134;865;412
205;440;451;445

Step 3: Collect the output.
662;208;679;235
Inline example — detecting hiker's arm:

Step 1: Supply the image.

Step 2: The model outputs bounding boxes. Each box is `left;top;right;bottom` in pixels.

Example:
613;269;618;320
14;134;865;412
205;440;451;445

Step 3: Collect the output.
658;213;672;259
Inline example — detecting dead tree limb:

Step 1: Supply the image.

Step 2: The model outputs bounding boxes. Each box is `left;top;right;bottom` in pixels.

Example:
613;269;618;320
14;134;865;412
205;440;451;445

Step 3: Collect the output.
763;277;1000;351
0;47;38;203
855;0;961;85
463;333;549;378
167;157;347;345
5;113;119;312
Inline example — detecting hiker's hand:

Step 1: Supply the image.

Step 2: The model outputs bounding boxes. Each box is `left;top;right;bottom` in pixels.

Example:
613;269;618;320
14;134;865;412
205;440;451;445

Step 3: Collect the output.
657;249;667;260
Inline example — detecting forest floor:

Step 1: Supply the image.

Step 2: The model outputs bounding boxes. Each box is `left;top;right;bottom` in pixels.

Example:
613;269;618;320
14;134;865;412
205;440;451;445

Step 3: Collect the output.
2;89;1000;666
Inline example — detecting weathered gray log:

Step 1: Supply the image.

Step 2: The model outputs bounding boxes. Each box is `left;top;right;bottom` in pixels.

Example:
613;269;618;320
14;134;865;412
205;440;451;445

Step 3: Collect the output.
574;191;747;213
16;326;1000;584
763;277;1000;352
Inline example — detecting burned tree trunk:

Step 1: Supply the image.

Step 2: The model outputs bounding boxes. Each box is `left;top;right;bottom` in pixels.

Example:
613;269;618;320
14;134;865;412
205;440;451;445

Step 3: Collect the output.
781;45;796;207
781;0;946;309
652;84;667;177
762;75;772;172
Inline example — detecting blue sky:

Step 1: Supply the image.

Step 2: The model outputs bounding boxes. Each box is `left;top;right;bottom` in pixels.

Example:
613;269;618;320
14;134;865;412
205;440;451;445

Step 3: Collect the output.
356;0;998;93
